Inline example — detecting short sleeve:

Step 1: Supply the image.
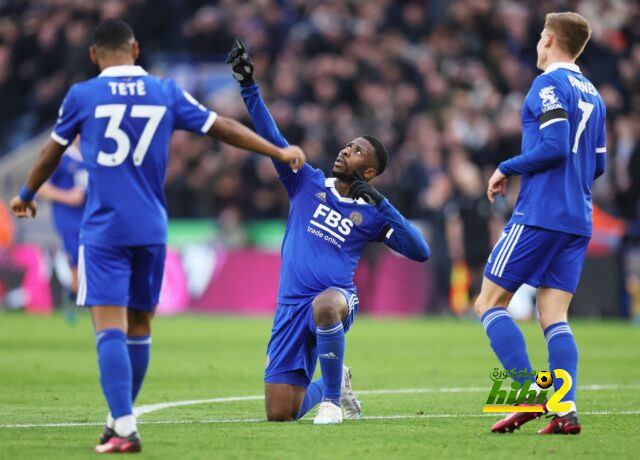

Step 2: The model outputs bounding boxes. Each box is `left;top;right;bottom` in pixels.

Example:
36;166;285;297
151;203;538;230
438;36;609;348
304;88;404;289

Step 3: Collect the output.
52;86;82;146
168;80;217;135
527;75;569;126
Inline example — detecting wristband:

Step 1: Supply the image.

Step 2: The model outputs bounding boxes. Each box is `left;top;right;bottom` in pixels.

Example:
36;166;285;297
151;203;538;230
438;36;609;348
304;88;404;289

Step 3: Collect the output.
19;184;36;202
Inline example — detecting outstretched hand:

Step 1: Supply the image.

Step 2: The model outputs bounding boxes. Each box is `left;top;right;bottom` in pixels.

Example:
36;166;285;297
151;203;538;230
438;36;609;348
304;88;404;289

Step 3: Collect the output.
349;172;384;206
226;38;254;87
487;168;507;203
10;196;37;218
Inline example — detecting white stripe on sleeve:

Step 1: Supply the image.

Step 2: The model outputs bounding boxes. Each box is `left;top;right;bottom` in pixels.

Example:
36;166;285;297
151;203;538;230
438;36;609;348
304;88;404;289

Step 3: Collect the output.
539;118;569;129
200;112;217;134
51;132;70;146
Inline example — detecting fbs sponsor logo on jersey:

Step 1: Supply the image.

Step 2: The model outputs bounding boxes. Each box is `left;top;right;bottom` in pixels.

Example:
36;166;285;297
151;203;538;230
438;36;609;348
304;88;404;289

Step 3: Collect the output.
307;203;358;248
482;368;573;413
539;85;563;112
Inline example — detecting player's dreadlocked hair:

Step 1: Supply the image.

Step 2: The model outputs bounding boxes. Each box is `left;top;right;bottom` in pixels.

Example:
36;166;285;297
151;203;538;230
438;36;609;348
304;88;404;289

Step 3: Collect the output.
362;135;388;176
93;19;135;50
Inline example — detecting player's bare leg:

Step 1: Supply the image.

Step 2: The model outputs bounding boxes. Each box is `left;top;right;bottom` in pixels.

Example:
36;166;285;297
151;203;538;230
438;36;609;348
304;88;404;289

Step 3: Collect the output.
70;266;78;295
476;277;544;432
312;289;348;327
91;306;141;453
536;287;572;329
62;266;79;325
537;287;581;434
264;384;306;421
474;276;515;316
91;305;127;332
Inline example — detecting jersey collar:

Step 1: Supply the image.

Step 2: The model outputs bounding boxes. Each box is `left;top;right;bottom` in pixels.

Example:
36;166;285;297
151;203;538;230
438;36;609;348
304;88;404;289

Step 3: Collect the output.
325;177;368;205
98;65;148;77
543;62;581;75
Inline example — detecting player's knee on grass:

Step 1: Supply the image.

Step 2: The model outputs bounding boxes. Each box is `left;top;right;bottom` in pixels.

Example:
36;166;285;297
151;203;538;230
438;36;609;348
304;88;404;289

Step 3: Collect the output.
265;405;297;422
312;290;348;327
265;384;304;421
127;309;153;336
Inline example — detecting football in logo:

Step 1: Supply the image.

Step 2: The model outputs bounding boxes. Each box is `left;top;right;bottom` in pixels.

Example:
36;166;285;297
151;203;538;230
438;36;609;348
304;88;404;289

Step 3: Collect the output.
349;211;363;226
536;371;553;389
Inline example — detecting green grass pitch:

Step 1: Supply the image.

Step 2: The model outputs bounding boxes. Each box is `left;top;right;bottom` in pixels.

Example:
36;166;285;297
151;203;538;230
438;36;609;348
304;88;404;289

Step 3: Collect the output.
1;312;639;459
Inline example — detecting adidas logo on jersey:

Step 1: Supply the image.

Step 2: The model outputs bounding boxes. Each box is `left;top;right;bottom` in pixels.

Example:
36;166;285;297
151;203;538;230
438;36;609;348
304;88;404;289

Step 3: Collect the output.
316;192;327;202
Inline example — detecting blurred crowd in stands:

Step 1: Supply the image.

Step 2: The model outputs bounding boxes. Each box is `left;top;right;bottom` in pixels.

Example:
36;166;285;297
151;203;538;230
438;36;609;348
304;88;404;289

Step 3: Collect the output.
0;0;639;314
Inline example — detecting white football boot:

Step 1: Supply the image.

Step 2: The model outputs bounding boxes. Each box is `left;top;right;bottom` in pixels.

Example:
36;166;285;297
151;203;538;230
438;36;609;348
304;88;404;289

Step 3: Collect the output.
341;365;363;420
313;401;343;425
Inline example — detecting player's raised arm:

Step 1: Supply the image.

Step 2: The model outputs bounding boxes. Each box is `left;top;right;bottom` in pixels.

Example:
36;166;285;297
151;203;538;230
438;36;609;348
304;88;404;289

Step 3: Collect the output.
349;175;430;262
227;38;307;188
10;138;66;218
166;67;303;170
207;115;304;170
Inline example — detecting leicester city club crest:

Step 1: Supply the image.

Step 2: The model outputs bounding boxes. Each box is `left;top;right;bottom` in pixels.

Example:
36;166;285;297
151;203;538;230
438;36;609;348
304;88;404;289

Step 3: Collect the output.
349;211;363;226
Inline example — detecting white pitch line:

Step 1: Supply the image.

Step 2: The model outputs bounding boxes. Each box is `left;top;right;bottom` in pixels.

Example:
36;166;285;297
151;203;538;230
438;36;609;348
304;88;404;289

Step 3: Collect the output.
135;383;640;416
3;410;640;429
135;395;263;416
3;384;639;429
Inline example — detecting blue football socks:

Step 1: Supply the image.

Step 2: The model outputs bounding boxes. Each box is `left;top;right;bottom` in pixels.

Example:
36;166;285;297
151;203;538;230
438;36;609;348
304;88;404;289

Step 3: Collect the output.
96;329;133;419
545;322;578;414
127;335;151;403
295;378;325;419
316;321;345;406
482;308;534;386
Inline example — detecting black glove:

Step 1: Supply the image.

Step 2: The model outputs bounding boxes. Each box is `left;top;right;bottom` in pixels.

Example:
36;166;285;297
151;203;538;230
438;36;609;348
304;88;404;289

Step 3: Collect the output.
349;173;384;206
226;38;254;87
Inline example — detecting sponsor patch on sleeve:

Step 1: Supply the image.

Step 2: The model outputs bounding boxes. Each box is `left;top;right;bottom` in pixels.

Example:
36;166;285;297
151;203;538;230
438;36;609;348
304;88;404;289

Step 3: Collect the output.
538;85;563;112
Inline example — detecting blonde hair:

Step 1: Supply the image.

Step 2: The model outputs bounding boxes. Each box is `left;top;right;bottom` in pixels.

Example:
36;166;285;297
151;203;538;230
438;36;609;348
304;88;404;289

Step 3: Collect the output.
545;12;592;58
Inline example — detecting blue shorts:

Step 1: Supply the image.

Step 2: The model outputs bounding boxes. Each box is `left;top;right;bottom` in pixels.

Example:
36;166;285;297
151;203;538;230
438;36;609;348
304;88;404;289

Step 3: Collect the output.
76;244;166;311
264;287;359;388
485;223;590;294
59;231;80;266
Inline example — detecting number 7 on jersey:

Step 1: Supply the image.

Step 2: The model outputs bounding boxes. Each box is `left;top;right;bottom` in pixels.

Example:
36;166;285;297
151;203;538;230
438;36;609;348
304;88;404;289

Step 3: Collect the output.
572;99;594;154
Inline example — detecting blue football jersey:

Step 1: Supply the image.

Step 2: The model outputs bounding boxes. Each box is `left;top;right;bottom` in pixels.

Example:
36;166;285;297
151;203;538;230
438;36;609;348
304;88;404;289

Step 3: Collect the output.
239;82;429;304
52;65;217;246
48;145;87;235
510;62;606;237
278;164;388;303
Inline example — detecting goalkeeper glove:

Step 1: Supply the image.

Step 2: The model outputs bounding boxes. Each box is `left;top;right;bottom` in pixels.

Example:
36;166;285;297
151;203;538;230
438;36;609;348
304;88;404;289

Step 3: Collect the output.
349;172;384;206
226;38;254;87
